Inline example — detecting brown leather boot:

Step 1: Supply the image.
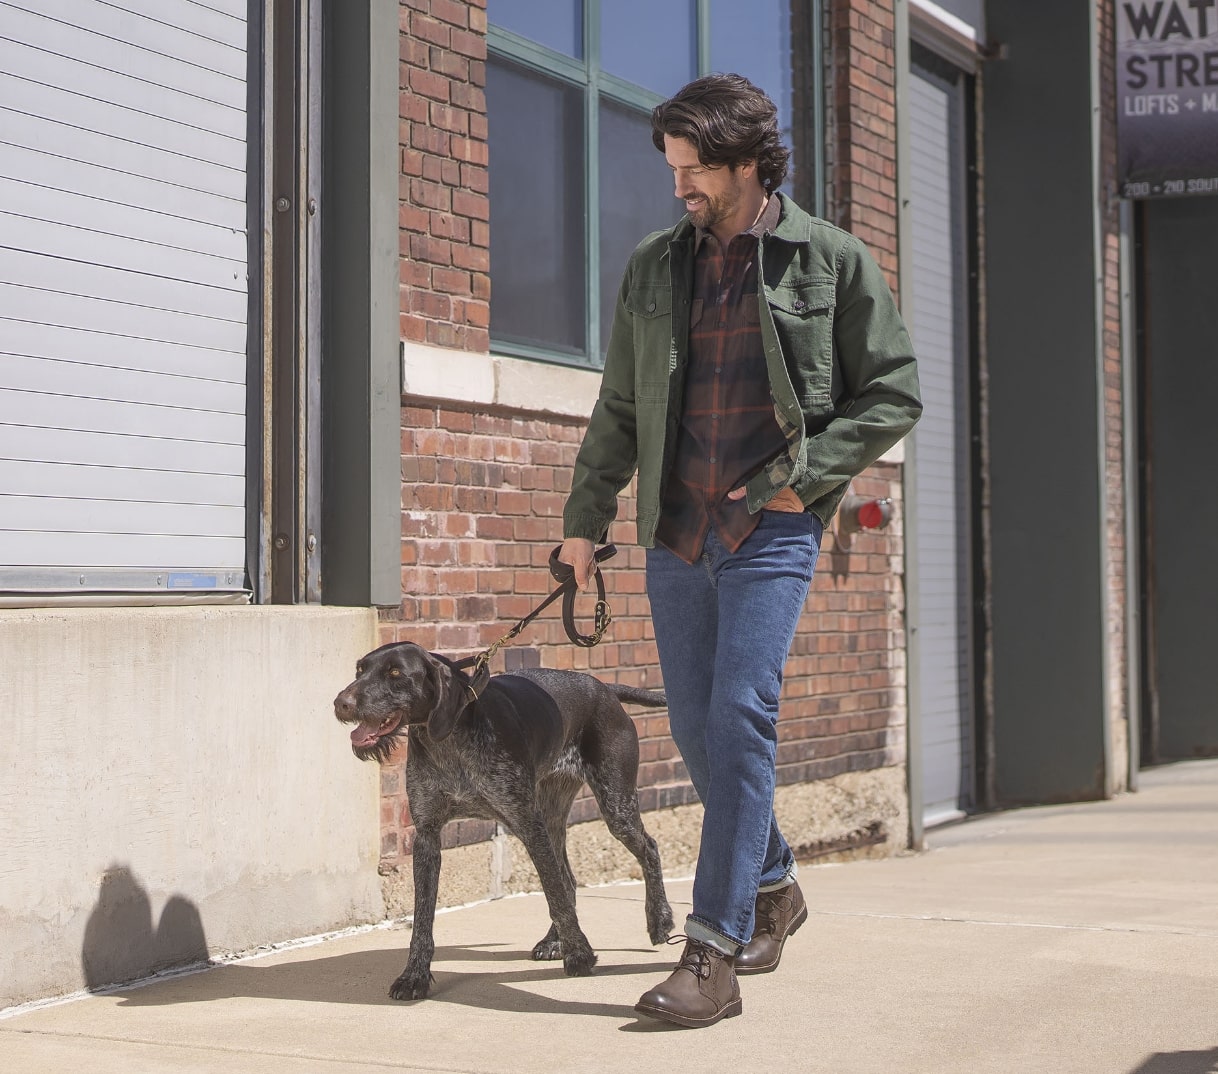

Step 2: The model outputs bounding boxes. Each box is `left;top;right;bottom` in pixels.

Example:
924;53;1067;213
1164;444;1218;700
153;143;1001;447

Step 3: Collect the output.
634;938;743;1028
734;880;808;975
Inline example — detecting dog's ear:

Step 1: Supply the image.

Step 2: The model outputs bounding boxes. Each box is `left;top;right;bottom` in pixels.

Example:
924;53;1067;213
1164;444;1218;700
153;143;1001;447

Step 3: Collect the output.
423;652;471;741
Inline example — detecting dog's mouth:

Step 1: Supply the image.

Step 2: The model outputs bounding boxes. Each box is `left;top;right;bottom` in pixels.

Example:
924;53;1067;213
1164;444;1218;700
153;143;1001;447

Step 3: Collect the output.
349;714;403;751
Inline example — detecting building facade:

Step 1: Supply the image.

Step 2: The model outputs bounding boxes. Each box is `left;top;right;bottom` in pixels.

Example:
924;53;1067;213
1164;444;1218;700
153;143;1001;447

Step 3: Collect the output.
2;0;1212;1007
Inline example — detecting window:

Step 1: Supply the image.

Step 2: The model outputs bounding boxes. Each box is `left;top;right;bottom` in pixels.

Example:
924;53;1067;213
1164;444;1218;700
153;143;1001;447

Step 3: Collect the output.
488;0;822;368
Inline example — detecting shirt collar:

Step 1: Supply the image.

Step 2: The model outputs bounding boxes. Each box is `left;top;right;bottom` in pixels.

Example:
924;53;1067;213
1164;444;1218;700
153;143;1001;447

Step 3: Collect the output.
693;193;782;254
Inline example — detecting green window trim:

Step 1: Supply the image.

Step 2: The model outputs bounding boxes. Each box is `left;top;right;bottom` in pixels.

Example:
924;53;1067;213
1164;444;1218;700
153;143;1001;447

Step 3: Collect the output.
488;1;824;369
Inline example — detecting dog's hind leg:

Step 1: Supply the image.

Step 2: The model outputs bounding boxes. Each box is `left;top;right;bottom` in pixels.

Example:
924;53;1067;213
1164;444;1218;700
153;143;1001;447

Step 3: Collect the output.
530;775;582;961
586;746;675;946
389;820;443;1001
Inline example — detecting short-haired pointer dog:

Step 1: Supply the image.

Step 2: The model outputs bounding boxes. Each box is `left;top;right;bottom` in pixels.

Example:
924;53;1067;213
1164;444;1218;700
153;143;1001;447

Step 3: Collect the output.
333;641;674;1000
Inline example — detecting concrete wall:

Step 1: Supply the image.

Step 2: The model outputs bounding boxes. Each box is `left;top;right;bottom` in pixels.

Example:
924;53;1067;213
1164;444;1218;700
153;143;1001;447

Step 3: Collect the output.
0;606;385;1009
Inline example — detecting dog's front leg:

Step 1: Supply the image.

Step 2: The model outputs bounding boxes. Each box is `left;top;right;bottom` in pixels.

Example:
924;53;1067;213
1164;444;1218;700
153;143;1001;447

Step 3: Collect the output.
517;818;598;977
389;823;442;1000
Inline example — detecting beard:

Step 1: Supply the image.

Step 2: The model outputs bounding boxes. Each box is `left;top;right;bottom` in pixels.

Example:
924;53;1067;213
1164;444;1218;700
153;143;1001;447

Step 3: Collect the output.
686;191;734;231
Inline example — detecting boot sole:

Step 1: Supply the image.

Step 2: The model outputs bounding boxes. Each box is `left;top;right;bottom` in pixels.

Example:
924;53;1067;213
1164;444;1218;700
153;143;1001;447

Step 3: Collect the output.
734;902;809;976
634;996;743;1028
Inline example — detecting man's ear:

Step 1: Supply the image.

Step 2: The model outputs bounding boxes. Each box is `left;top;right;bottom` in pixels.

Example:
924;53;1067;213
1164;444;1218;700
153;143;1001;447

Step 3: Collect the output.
424;653;470;741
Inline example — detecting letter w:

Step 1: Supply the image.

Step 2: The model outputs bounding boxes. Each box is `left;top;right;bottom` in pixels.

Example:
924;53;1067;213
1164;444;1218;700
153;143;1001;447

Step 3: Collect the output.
1124;1;1164;37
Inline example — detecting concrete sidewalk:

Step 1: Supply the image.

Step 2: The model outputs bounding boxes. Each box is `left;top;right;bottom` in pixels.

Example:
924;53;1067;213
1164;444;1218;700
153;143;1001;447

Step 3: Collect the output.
3;759;1216;1074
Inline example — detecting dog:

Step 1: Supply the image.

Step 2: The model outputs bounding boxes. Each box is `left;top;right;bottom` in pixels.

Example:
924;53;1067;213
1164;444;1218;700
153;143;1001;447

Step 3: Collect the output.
333;640;675;1000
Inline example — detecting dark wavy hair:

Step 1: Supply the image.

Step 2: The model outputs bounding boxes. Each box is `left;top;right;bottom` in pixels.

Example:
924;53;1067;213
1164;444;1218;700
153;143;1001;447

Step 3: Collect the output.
650;73;790;191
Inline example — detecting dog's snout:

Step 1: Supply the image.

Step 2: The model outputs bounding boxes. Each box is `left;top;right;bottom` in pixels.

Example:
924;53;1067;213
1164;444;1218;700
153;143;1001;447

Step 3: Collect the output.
334;688;357;720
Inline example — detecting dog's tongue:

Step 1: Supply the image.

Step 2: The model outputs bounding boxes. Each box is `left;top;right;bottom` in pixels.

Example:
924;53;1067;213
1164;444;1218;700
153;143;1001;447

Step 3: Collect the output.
350;722;381;748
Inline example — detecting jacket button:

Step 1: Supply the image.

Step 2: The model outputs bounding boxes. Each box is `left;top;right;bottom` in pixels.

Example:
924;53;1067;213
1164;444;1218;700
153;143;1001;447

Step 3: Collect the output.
793;299;806;311
647;301;656;312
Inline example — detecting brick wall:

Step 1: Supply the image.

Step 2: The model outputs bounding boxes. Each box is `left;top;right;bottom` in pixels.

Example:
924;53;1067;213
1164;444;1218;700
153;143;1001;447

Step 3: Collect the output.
1098;0;1129;787
398;0;489;353
376;401;909;867
826;0;900;283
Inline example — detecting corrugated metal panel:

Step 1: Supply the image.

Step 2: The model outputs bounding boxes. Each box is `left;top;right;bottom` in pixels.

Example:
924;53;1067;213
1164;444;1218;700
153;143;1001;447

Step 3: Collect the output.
909;60;974;824
0;0;249;593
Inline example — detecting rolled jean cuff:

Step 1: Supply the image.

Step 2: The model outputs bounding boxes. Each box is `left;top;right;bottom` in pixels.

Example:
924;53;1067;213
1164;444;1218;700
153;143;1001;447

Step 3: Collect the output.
685;915;745;957
757;862;799;894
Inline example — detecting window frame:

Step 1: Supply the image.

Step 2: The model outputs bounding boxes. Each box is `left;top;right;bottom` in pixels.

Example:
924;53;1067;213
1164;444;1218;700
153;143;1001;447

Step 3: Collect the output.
487;0;824;369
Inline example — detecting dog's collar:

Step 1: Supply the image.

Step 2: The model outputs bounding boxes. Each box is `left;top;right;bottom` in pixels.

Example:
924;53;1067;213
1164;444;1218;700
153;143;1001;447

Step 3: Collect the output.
455;659;491;703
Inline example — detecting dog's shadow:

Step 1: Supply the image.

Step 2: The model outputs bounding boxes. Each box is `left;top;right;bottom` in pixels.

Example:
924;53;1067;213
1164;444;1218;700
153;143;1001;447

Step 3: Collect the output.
112;938;670;1023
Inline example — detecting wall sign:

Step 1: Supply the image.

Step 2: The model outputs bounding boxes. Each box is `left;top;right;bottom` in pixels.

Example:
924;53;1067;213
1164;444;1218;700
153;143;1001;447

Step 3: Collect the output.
1117;1;1218;198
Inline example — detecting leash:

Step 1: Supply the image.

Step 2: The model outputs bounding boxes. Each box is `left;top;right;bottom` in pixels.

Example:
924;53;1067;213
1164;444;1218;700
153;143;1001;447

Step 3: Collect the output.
453;544;617;700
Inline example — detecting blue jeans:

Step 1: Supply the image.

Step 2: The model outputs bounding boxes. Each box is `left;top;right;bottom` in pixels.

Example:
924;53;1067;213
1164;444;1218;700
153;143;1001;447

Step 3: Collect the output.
645;510;823;954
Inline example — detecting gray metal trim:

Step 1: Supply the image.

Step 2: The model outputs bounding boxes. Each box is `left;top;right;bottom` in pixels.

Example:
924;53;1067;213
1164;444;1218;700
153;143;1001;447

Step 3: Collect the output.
319;0;400;608
0;566;245;592
895;0;923;851
910;1;982;72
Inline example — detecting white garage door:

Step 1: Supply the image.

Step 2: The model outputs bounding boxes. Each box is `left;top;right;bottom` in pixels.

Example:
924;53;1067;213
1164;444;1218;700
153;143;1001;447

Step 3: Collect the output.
0;0;250;595
909;53;974;825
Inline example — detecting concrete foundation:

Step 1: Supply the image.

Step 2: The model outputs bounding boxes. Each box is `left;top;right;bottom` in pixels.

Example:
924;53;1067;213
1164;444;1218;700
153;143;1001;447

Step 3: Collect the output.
0;606;386;1008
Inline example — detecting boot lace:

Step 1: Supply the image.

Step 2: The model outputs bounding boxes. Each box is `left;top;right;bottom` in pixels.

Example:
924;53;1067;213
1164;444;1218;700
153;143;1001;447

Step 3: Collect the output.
668;936;716;980
755;888;793;936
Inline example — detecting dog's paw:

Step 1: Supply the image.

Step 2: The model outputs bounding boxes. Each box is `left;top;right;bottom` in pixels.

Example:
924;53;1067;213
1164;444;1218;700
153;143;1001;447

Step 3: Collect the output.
531;936;563;961
562;947;598;977
388;969;433;1001
648;909;675;946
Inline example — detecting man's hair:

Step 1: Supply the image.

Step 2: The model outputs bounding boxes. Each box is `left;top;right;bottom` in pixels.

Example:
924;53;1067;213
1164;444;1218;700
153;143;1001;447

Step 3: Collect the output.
650;73;790;191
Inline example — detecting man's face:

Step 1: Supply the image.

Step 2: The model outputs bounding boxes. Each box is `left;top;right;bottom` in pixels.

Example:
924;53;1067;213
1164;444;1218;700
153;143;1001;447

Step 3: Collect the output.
663;134;751;233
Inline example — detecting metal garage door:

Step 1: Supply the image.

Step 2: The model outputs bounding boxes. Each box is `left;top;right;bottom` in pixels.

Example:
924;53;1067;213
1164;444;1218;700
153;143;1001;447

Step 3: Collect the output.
908;52;974;825
0;0;250;596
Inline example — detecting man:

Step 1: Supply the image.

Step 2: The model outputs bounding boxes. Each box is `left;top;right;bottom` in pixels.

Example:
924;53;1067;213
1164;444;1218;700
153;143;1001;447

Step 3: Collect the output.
559;74;921;1028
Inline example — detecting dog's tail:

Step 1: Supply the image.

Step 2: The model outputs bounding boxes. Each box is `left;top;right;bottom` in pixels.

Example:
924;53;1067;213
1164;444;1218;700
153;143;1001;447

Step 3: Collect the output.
609;684;667;708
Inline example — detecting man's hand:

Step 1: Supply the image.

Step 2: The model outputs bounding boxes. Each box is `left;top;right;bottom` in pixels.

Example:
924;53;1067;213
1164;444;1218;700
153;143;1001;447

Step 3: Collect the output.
557;537;597;591
727;486;804;513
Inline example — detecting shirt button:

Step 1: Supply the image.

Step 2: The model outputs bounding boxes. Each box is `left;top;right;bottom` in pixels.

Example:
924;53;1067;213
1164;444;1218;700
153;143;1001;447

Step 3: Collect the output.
717;321;727;328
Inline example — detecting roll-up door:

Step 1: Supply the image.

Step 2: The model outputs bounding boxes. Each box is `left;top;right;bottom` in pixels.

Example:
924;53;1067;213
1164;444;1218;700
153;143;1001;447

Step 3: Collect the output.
0;0;250;595
908;50;975;825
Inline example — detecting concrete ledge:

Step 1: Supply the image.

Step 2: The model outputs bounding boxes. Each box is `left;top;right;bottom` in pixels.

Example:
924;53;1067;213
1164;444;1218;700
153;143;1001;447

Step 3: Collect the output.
401;341;601;419
0;605;386;1007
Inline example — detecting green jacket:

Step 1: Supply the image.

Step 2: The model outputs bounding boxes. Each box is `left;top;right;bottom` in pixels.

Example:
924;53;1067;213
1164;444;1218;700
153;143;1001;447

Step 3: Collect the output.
564;193;922;547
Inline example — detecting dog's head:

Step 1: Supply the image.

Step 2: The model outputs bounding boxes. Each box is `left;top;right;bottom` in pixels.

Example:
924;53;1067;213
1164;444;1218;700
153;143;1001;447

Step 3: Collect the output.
333;642;472;761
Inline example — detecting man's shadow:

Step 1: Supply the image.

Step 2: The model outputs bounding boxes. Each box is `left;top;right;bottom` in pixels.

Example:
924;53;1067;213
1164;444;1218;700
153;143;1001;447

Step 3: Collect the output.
81;864;210;992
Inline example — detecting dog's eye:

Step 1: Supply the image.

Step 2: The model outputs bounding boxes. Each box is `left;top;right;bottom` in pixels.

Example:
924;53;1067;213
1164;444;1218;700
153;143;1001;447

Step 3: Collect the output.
355;663;365;675
389;668;401;678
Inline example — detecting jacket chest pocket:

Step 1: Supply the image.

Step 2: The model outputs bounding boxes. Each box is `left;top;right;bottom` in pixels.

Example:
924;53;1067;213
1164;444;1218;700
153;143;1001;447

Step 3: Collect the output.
624;284;673;397
766;281;835;408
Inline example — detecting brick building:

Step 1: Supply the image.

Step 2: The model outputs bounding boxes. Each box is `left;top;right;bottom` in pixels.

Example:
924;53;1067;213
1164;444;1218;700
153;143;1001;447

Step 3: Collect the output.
2;0;1214;1005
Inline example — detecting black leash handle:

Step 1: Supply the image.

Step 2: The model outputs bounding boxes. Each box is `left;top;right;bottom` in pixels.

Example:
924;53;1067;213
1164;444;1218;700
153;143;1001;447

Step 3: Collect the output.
454;544;618;697
547;543;616;647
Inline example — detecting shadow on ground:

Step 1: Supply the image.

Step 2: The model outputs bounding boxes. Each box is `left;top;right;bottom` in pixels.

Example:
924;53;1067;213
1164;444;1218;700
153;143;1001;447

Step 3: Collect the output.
111;938;668;1022
1127;1047;1218;1074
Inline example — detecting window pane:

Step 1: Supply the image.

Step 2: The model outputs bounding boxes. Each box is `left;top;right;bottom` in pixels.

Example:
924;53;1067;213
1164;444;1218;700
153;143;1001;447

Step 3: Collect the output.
489;0;582;58
598;101;682;357
710;0;796;186
601;0;696;97
488;57;586;356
